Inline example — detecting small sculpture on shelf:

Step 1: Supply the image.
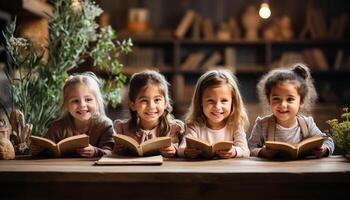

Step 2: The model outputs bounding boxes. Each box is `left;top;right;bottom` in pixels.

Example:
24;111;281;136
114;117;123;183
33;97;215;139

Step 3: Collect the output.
0;118;15;160
242;5;261;41
263;15;294;41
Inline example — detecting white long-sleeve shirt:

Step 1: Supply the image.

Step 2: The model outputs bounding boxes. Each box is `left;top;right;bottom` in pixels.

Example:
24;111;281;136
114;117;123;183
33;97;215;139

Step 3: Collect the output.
178;123;250;158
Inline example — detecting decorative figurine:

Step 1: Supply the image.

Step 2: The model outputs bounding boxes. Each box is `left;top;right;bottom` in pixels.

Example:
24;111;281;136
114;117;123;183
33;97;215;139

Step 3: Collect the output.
0;118;15;160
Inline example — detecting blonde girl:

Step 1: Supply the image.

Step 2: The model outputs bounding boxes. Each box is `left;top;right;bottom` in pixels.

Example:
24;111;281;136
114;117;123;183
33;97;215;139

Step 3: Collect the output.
32;72;115;157
178;69;250;159
114;70;184;158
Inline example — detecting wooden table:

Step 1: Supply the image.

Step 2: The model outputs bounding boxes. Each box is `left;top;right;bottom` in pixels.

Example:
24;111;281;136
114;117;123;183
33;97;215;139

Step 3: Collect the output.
1;156;349;200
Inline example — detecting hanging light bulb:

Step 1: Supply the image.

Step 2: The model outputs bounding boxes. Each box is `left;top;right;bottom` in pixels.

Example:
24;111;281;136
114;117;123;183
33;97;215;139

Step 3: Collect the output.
259;2;271;19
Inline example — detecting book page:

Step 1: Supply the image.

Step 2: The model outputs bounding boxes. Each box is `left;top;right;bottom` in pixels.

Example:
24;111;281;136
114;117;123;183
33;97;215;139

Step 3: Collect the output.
212;141;234;152
297;136;324;158
186;136;213;158
30;135;58;154
95;155;163;165
114;134;140;155
141;137;171;156
265;141;297;159
58;134;89;156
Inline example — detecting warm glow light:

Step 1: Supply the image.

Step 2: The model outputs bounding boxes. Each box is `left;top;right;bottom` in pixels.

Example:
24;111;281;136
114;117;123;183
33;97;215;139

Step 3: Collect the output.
259;3;271;19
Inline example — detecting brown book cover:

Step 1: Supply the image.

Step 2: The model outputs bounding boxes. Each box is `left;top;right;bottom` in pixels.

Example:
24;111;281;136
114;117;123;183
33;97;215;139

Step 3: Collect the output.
186;136;233;158
174;10;196;39
202;51;222;70
265;135;325;159
114;134;171;156
181;52;206;71
31;134;89;157
202;18;215;40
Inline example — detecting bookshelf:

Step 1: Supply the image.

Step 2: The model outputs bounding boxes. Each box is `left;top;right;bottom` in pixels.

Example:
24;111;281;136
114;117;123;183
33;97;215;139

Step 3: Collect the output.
119;37;350;116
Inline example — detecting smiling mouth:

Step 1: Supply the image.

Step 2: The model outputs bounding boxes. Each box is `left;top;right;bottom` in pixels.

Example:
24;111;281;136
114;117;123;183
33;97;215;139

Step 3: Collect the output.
211;112;223;117
145;112;158;116
77;110;89;115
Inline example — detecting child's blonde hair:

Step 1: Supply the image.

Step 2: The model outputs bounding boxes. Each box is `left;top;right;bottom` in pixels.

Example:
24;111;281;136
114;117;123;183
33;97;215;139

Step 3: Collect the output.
59;71;106;120
257;63;317;115
185;69;249;131
128;70;179;136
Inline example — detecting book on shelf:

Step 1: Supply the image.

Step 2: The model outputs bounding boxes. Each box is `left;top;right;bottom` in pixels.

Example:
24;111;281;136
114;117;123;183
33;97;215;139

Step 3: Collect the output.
202;51;222;70
225;47;237;72
202;18;215;40
265;135;325;159
181;52;206;71
95;155;163;165
185;136;233;158
192;13;202;40
114;134;171;157
175;9;196;39
30;134;89;157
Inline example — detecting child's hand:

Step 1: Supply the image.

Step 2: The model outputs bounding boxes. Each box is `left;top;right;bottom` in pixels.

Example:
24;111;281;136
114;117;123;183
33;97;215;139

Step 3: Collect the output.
216;147;237;159
159;145;176;158
259;146;278;158
77;144;95;157
31;144;44;155
113;144;127;155
184;147;202;159
312;144;328;158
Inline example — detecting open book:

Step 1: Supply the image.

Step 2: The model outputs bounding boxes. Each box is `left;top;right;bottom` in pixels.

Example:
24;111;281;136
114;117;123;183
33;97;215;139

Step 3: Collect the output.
95;155;163;165
265;135;325;159
185;136;233;158
31;134;89;157
114;134;171;156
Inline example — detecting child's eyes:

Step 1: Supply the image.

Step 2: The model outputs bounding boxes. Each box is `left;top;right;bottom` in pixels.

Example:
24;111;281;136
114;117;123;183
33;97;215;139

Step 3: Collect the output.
154;98;162;103
271;97;280;102
221;99;229;103
70;99;80;103
287;98;295;102
86;98;93;102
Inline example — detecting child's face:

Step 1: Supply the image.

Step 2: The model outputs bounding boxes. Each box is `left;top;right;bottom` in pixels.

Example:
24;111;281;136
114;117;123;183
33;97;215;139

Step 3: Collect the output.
65;84;97;124
269;81;304;128
129;84;167;130
201;84;232;130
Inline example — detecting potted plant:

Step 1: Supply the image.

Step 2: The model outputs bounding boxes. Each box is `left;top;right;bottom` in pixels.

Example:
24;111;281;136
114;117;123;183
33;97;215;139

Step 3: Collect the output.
326;107;350;160
0;0;132;155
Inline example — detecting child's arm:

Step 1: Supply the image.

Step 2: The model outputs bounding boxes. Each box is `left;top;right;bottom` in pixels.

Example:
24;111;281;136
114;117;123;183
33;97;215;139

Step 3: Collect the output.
160;146;177;158
216;147;237;159
305;116;334;156
76;144;96;157
258;146;279;158
177;124;202;158
312;144;328;158
161;122;183;158
94;119;115;157
232;128;250;158
248;117;267;157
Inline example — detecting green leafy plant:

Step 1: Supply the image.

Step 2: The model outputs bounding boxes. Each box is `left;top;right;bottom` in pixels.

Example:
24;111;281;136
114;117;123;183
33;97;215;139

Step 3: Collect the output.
326;107;350;153
1;0;132;136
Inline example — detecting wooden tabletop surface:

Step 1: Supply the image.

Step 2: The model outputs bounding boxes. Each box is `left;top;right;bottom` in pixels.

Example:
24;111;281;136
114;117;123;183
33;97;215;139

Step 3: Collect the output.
1;156;349;183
